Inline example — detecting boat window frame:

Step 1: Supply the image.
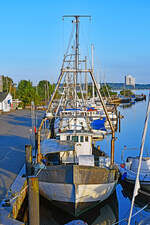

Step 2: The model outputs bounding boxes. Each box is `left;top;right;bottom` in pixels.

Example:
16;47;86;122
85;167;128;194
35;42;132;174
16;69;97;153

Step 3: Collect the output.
67;135;70;141
56;135;60;140
72;135;79;142
85;136;89;142
80;136;84;142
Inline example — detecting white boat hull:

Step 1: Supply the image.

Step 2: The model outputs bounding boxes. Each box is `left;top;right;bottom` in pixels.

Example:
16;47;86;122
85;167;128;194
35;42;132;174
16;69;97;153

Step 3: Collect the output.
37;164;118;215
39;182;116;203
119;166;150;192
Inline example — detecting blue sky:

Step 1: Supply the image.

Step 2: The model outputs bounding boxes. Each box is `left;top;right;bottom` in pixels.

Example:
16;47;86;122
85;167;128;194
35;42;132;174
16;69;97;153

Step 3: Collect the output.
0;0;150;85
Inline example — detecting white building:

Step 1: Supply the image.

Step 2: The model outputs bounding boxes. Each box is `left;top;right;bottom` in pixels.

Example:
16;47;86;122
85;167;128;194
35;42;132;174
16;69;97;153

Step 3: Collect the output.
125;75;135;87
0;92;12;112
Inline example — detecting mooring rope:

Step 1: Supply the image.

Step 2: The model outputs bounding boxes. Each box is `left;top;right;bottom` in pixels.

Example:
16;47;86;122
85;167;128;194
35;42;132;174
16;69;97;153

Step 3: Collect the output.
9;185;28;203
35;167;43;176
6;166;42;204
112;204;148;225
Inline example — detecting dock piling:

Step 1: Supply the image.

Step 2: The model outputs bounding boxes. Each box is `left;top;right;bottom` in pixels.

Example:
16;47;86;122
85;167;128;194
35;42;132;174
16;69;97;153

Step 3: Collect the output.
28;176;40;225
25;145;32;177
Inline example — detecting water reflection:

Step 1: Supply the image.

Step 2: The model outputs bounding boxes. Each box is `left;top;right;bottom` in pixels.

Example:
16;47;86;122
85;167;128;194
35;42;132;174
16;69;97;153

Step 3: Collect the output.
40;191;118;225
120;181;150;212
119;102;133;109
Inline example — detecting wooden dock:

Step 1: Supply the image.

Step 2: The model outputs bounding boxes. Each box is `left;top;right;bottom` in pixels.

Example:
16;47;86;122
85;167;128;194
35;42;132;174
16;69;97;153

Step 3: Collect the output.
0;110;43;224
0;110;43;201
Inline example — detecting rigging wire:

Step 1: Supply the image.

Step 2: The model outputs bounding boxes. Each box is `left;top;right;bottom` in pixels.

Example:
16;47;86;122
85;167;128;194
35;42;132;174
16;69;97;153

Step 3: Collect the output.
112;204;148;225
65;22;75;57
80;19;92;68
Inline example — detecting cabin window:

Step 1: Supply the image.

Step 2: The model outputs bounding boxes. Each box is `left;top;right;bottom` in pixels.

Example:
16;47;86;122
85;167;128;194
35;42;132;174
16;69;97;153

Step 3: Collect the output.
67;136;70;141
80;136;84;142
72;136;78;142
85;136;88;142
56;135;60;140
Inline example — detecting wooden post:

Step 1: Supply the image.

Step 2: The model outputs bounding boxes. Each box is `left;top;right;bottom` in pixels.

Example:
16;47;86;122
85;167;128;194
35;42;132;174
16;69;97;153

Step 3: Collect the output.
28;176;40;225
111;132;115;165
37;118;47;163
119;111;121;133
37;130;42;163
115;106;118;132
35;132;38;151
25;145;32;177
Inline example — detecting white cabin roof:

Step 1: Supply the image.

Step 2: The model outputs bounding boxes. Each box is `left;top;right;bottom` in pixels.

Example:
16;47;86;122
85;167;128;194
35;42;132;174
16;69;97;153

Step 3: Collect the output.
57;130;93;137
40;139;74;155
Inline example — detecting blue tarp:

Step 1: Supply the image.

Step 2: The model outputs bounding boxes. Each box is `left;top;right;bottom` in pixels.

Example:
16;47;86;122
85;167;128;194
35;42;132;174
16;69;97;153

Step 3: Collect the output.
90;118;106;130
65;108;80;111
87;107;95;110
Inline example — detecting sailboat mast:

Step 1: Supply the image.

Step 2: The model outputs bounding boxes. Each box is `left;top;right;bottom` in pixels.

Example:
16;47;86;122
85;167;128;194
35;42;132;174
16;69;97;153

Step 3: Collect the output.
91;44;95;101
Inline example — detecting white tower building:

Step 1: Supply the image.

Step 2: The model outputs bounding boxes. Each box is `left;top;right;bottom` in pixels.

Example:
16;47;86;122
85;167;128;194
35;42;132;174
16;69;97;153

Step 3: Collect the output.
125;75;135;87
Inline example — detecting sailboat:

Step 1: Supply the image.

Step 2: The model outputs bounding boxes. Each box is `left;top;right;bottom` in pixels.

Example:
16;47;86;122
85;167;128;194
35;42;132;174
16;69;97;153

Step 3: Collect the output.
34;15;119;216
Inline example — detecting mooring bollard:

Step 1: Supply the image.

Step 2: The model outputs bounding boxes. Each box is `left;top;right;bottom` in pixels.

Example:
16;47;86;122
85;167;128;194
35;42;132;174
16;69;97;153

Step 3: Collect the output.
28;176;40;225
25;145;32;177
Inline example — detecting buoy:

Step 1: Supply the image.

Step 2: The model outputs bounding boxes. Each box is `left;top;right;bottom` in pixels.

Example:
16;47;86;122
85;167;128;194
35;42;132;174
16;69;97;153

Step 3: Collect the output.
120;163;125;168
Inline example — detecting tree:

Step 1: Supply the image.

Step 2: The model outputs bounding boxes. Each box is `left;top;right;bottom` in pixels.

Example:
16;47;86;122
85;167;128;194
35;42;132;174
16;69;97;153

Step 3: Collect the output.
2;75;13;93
37;80;49;102
120;89;134;97
37;80;56;104
17;80;36;107
100;84;117;97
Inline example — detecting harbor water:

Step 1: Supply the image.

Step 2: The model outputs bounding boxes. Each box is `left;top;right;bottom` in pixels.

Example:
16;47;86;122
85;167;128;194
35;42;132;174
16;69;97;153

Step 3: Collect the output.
98;90;150;225
1;90;150;224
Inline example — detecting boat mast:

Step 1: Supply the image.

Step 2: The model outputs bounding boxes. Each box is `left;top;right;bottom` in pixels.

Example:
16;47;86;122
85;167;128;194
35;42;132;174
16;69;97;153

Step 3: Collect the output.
63;15;91;107
91;44;95;102
45;15;115;164
75;16;79;107
90;71;115;164
85;56;88;100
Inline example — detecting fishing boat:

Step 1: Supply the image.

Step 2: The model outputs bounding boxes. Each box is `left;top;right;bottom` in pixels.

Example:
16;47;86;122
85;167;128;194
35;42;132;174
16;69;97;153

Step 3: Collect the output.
135;94;146;102
36;129;118;216
54;108;106;135
34;15;119;216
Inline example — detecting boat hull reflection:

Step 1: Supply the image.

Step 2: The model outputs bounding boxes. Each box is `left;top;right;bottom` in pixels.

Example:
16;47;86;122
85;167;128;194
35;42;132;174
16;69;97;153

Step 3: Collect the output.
40;190;118;225
120;180;150;211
